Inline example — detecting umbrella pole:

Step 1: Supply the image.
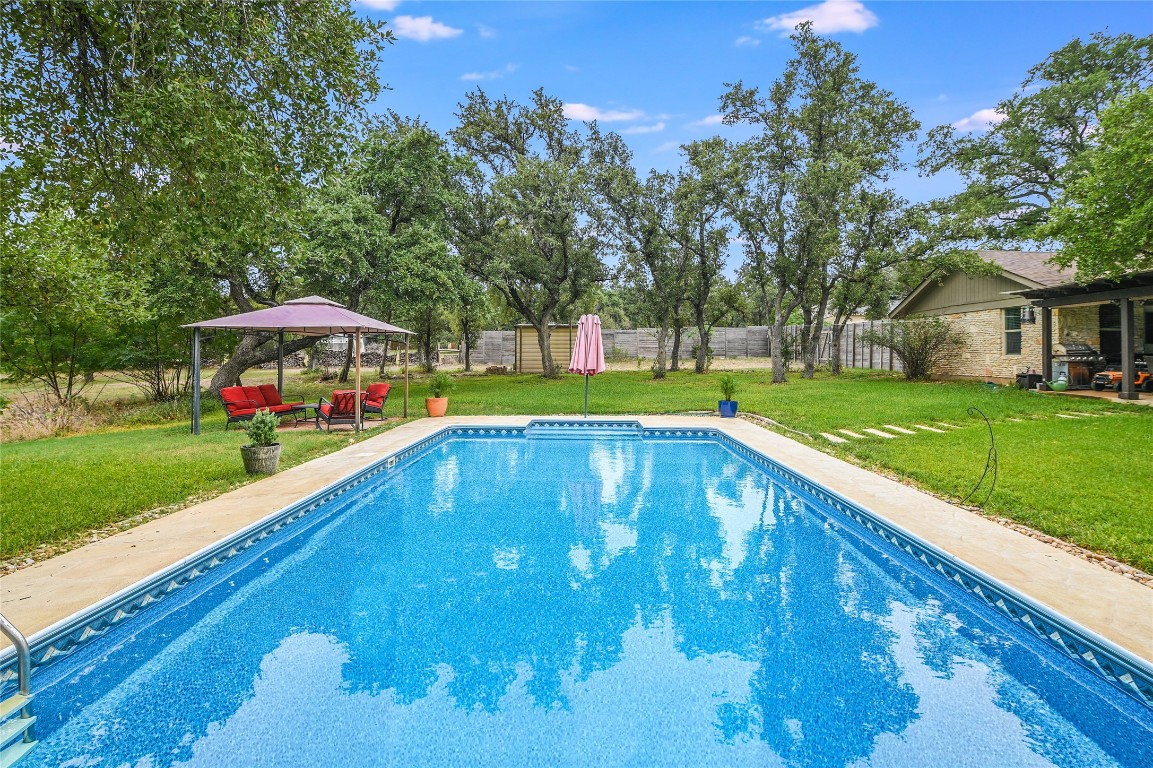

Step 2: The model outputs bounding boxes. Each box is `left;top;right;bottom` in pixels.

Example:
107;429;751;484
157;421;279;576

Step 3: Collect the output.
404;338;410;418
584;373;589;418
355;330;362;433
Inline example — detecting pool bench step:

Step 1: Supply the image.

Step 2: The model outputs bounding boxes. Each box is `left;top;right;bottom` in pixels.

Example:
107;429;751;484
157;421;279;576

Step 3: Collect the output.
0;697;29;722
0;737;37;768
0;714;35;749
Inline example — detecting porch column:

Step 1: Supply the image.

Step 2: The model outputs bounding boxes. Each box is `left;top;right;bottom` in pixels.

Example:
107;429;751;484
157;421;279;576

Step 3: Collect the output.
1119;298;1139;400
191;328;202;436
1040;306;1053;381
277;331;285;394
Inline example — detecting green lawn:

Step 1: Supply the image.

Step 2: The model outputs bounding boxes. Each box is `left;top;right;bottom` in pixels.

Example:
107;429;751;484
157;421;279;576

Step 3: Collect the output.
2;368;1151;572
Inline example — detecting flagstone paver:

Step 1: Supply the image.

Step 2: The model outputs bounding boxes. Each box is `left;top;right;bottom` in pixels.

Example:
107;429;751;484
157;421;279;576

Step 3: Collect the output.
883;425;917;435
913;424;946;433
935;422;962;429
862;428;897;439
837;429;867;439
820;432;849;444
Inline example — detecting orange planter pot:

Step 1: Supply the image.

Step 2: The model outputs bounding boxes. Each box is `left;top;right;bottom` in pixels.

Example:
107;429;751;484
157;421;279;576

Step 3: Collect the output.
425;397;448;417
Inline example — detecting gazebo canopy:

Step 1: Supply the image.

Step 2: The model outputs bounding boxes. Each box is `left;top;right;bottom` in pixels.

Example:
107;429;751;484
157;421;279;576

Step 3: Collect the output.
184;296;414;435
183;296;413;337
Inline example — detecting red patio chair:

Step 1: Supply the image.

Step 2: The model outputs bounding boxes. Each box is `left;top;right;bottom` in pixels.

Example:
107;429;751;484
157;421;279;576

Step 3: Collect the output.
316;390;364;431
363;383;391;420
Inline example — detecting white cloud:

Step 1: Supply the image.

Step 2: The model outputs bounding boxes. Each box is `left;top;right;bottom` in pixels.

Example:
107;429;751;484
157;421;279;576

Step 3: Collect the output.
563;103;646;122
952;108;1007;132
460;64;518;82
757;0;878;36
392;15;463;41
655;140;681;153
620;122;666;135
735;36;760;47
356;0;400;10
693;114;725;127
477;24;497;38
564;64;580;73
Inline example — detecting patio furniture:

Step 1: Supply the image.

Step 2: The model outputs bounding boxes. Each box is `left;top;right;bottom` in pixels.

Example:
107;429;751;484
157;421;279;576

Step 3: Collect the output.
220;385;307;429
316;390;365;431
363;383;391;420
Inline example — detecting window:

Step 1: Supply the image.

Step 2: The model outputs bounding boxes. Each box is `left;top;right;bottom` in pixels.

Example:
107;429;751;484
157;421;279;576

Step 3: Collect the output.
1004;307;1022;355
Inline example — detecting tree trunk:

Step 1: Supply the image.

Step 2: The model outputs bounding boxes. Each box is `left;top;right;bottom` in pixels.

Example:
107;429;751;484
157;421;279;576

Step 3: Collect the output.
338;343;353;383
208;334;318;394
534;318;558;378
670;314;684;372
462;318;473;372
379;337;390;375
830;323;845;375
694;304;711;374
652;318;670;380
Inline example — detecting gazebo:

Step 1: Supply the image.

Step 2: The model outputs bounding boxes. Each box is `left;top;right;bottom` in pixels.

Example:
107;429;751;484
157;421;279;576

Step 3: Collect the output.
184;296;414;435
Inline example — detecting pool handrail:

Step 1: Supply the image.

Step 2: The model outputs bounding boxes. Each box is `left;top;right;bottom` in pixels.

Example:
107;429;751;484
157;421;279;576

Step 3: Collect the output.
0;613;31;697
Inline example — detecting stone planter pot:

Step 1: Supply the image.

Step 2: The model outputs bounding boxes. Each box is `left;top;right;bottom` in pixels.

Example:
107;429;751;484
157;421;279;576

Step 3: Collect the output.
241;443;282;475
426;397;448;417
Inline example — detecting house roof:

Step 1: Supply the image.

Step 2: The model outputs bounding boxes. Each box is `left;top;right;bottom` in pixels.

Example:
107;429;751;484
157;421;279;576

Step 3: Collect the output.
890;251;1074;318
977;251;1074;288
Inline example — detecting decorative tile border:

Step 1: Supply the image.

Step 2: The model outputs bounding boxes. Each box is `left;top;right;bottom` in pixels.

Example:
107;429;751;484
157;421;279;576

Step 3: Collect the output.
3;419;1151;712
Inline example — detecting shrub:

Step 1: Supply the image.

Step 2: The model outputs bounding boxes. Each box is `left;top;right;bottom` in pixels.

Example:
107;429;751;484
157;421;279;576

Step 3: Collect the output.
428;372;455;398
604;346;632;363
862;317;967;381
243;409;280;447
719;374;738;401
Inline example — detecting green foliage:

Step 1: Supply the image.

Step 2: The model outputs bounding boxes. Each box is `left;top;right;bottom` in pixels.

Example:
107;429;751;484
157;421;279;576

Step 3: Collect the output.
428;372;455;398
451;89;607;378
720;23;920;382
862;317;967;380
920;31;1152;246
1043;88;1153;278
718;374;738;401
243;409;280;447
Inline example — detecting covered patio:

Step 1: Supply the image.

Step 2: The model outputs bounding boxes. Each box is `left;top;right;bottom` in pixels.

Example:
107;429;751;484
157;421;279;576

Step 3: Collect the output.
1016;271;1153;401
184;296;414;434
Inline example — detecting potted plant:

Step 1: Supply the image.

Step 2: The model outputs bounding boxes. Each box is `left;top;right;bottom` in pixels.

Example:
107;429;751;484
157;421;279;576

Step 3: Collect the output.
426;372;455;417
240;409;282;474
718;374;738;418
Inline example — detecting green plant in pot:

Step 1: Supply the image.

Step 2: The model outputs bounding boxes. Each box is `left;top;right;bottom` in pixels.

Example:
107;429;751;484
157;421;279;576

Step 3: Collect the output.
240;409;282;474
426;372;455;417
718;374;738;418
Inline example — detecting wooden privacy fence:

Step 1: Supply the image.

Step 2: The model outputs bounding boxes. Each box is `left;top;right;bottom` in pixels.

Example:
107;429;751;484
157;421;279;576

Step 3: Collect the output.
476;321;903;373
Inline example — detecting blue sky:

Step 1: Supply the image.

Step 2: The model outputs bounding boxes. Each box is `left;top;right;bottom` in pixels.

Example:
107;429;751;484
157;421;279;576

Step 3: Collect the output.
356;1;1151;203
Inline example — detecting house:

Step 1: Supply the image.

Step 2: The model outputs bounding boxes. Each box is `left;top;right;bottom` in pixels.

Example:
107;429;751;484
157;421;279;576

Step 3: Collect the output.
890;251;1152;393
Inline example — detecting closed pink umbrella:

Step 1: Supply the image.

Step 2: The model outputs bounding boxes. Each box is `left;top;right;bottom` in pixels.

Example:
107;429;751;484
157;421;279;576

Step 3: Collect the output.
568;314;606;417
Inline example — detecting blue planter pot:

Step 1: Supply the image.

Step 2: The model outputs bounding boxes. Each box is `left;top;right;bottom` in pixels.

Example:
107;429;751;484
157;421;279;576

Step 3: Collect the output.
718;400;738;418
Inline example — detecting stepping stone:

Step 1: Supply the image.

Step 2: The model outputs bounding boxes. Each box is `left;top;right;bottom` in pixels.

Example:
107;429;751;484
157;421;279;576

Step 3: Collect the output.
837;429;867;439
1056;414;1079;419
912;424;946;433
883;425;917;435
935;422;961;429
820;432;849;444
862;428;897;439
1006;418;1022;422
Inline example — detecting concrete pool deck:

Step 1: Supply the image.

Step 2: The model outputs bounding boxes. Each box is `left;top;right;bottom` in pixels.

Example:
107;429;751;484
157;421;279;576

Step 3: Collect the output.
2;415;1151;666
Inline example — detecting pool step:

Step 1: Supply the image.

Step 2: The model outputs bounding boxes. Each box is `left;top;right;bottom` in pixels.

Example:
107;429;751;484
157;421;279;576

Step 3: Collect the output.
525;419;645;439
0;693;34;768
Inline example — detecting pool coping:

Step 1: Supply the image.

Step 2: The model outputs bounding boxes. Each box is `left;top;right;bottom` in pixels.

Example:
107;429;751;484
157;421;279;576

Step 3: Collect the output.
2;415;1151;707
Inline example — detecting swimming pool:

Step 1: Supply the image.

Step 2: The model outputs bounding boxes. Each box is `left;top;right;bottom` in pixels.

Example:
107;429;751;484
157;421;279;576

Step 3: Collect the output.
3;421;1152;766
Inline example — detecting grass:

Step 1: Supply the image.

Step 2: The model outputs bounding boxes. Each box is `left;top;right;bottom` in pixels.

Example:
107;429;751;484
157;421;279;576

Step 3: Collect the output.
2;367;1151;572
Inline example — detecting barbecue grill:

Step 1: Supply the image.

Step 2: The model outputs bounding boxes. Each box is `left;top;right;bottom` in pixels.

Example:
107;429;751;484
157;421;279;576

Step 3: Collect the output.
1052;343;1107;389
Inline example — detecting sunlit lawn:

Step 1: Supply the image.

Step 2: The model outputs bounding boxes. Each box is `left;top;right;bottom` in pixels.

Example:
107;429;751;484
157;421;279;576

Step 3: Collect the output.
2;368;1150;571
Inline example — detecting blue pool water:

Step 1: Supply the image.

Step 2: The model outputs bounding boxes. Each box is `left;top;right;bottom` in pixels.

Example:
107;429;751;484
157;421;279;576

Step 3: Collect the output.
15;431;1153;766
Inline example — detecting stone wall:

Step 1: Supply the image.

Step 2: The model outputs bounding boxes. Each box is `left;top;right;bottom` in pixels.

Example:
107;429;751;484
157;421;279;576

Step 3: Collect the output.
938;308;1044;380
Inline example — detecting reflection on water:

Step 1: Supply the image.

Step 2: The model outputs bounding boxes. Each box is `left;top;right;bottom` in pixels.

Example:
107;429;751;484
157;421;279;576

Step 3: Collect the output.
28;437;1153;768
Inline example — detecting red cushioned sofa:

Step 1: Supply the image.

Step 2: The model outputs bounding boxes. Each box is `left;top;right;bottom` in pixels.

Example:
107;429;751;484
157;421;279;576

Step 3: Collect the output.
220;385;306;429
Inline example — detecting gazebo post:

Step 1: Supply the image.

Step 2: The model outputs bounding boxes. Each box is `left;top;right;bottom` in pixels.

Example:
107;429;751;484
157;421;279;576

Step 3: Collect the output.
277;331;285;394
191;328;201;436
1119;298;1139;400
355;330;363;431
404;338;410;418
